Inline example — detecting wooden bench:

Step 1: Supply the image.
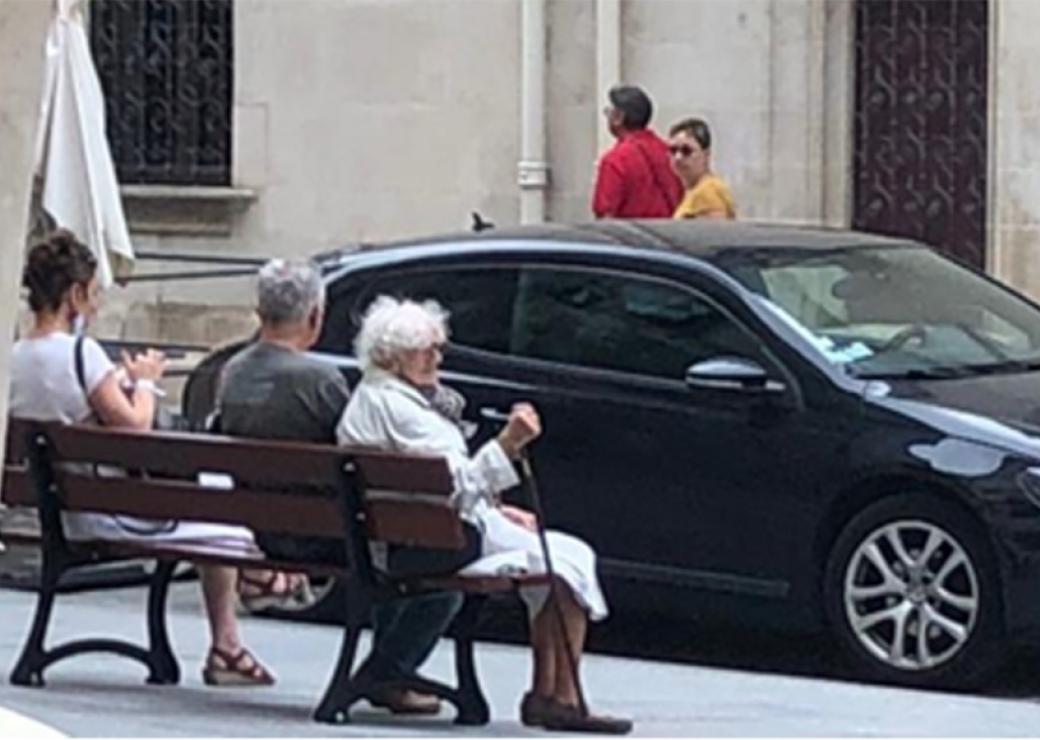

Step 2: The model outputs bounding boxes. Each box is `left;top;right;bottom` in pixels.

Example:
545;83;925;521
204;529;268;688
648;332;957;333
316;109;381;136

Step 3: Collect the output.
0;418;547;726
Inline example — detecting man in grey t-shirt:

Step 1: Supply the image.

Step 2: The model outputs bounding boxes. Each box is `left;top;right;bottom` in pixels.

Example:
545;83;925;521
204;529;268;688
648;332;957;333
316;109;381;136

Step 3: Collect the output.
217;259;461;715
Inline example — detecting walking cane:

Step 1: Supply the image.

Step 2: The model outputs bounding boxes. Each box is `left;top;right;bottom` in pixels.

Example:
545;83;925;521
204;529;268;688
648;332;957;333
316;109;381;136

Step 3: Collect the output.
517;448;590;718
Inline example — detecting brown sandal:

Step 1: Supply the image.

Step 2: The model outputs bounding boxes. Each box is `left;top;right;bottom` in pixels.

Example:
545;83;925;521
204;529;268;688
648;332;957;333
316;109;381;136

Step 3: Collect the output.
202;646;275;687
237;570;308;612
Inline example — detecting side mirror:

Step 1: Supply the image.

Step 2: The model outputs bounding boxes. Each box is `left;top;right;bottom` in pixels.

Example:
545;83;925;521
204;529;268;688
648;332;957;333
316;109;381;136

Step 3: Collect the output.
685;357;786;394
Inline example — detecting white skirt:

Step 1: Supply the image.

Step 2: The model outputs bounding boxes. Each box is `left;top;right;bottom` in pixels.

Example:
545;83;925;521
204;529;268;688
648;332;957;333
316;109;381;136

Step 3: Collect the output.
62;511;256;548
460;506;609;622
59;468;257;548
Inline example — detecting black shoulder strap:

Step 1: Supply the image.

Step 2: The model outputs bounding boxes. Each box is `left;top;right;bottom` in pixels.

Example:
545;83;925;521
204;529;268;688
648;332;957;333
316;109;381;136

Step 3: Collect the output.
74;335;88;397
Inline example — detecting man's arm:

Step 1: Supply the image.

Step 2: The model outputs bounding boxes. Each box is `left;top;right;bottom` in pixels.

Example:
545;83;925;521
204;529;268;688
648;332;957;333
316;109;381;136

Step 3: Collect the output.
592;158;626;218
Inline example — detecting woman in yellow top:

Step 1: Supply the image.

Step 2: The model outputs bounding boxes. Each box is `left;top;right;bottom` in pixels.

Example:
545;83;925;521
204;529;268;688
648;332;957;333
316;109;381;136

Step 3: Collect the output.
668;117;736;220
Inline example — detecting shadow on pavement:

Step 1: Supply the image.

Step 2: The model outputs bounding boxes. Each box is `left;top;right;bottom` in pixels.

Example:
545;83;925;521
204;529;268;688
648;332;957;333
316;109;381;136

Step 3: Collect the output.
475;601;1040;702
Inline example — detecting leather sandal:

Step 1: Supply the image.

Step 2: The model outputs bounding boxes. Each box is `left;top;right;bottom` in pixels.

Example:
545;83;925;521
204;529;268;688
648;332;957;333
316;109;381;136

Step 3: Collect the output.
237;570;308;612
202;646;275;687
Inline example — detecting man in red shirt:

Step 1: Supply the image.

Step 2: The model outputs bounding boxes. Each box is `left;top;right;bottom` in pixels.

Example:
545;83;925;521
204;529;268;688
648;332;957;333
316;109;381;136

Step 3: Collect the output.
592;85;683;218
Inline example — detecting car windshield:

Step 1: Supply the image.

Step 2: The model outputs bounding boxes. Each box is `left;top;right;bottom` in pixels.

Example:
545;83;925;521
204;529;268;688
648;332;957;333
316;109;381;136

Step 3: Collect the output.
718;244;1040;379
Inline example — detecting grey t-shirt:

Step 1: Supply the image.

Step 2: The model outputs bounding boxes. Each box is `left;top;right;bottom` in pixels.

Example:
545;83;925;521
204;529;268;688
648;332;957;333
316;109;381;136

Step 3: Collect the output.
216;341;351;562
217;341;349;444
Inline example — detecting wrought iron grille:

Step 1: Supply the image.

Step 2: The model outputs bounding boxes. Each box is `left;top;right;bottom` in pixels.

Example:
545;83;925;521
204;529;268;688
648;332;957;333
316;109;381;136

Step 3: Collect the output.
89;0;233;186
852;0;988;268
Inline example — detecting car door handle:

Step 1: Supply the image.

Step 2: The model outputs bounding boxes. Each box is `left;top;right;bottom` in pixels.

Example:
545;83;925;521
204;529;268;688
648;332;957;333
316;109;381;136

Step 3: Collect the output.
479;407;511;424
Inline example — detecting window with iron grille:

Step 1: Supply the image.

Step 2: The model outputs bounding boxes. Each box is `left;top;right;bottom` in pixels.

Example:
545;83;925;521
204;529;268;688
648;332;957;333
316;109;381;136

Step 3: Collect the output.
89;0;233;186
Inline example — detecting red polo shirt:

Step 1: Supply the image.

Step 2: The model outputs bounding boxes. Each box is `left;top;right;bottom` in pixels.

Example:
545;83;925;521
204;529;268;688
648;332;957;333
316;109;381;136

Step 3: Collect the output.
592;129;684;219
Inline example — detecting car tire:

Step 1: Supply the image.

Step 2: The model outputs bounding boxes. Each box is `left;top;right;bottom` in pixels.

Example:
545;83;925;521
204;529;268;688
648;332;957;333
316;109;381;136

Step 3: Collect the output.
823;493;1004;689
252;576;347;624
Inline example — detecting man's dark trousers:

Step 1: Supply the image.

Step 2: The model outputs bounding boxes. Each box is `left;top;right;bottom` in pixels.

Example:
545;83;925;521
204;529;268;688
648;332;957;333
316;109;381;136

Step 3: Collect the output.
365;592;464;679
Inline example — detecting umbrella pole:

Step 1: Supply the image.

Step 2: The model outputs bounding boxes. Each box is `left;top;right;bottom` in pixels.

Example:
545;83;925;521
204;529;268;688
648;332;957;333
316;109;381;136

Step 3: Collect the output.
518;450;589;717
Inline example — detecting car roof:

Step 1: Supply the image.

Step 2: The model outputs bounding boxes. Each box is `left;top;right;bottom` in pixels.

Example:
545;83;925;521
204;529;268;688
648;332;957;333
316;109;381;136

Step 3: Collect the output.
329;220;918;264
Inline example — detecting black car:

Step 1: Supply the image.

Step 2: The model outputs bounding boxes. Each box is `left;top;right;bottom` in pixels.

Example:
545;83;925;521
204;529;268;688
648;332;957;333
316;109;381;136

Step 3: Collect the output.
186;220;1040;688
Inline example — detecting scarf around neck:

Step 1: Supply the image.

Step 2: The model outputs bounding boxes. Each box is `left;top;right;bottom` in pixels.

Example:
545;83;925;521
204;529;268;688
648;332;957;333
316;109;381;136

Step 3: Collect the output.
418;383;467;430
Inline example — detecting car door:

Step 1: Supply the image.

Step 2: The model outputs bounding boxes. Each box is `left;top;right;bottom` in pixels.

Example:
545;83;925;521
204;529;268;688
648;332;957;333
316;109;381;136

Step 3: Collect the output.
492;264;848;596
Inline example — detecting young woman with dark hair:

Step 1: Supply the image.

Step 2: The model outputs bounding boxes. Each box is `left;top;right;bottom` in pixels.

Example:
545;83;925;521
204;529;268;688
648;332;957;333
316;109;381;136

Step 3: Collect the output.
9;230;299;686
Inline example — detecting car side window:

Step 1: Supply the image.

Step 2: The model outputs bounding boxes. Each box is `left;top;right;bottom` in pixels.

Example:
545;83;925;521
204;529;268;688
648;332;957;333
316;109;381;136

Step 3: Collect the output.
510;267;764;380
358;268;519;354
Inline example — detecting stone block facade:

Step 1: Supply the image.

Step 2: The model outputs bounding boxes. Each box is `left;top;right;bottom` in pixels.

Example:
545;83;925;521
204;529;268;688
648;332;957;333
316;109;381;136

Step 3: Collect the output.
65;0;1040;348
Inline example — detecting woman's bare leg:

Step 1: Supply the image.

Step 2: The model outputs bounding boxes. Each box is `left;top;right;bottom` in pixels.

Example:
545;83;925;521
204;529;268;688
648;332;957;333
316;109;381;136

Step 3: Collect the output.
530;603;557;697
197;564;242;652
548;584;587;706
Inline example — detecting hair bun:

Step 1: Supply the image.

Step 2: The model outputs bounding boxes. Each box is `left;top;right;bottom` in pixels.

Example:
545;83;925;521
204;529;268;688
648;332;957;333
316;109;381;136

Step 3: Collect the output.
22;229;97;313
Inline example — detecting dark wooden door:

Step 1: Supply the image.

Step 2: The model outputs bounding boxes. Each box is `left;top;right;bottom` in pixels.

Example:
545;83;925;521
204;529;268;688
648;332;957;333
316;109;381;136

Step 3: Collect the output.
853;0;988;268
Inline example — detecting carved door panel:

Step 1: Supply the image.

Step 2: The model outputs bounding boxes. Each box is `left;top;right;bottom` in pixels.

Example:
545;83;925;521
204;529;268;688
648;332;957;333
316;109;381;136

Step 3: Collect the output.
853;0;988;268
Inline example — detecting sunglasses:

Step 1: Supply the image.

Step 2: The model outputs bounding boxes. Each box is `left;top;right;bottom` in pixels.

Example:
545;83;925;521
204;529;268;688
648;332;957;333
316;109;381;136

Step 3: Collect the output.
668;144;697;158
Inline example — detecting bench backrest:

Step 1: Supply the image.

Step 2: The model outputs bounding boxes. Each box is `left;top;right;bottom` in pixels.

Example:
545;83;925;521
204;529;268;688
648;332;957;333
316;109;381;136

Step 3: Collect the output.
1;419;465;551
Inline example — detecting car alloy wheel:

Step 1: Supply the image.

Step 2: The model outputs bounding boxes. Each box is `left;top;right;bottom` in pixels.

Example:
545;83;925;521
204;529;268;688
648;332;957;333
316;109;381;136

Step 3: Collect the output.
825;493;1002;688
843;519;979;672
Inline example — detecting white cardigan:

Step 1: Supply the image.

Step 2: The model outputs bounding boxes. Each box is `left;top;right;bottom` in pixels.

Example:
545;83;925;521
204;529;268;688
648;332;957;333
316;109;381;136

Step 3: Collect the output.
336;368;518;524
336;368;609;620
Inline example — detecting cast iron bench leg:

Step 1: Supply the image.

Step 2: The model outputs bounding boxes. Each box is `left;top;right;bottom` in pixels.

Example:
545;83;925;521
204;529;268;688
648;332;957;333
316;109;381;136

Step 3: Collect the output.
313;625;364;724
9;556;62;687
313;584;368;725
145;560;180;685
452;594;490;726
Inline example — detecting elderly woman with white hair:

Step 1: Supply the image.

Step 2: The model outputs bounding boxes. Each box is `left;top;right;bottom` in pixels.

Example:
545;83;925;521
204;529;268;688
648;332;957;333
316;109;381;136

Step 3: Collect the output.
336;296;632;734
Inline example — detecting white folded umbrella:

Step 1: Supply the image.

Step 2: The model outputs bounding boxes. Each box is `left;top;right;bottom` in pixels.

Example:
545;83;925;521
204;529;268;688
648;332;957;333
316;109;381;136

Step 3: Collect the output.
33;0;134;288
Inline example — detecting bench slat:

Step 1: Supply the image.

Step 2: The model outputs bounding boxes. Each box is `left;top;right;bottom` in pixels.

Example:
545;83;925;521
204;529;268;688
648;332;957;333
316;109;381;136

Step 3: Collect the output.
418;573;553;594
353;453;454;496
364;499;466;549
58;474;347;538
42;424;349;488
1;468;33;507
51;536;351;577
3;419;30;461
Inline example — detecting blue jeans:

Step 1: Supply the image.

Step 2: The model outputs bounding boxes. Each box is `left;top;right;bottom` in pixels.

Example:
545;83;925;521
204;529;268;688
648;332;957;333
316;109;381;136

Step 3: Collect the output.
366;591;464;679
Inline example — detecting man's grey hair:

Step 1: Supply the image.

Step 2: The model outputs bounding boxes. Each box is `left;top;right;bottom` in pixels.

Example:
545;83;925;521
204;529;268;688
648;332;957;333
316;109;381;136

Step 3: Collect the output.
355;295;450;372
256;258;325;325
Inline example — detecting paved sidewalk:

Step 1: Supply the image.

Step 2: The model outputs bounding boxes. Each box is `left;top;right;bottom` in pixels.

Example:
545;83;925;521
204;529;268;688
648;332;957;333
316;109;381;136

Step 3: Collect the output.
0;582;1037;736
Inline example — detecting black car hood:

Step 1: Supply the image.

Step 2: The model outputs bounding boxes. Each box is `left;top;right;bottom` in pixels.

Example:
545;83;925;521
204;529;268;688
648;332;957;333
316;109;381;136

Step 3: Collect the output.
863;370;1040;462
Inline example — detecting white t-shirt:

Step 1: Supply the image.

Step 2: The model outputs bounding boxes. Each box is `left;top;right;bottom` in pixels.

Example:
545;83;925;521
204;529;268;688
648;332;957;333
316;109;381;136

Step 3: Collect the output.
8;332;255;545
9;333;114;422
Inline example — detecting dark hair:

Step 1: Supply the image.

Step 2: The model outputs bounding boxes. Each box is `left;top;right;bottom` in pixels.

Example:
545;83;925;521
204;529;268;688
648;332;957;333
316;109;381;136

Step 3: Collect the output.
608;85;653;130
22;229;97;312
669;117;712;151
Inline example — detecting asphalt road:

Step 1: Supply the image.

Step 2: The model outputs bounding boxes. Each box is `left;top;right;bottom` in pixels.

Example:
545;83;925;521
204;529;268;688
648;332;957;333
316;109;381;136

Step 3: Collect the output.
1;581;1040;736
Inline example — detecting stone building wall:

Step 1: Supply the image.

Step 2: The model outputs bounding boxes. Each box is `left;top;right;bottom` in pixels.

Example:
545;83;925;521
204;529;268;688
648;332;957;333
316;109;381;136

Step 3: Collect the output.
92;0;1040;349
0;0;52;443
989;0;1040;296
